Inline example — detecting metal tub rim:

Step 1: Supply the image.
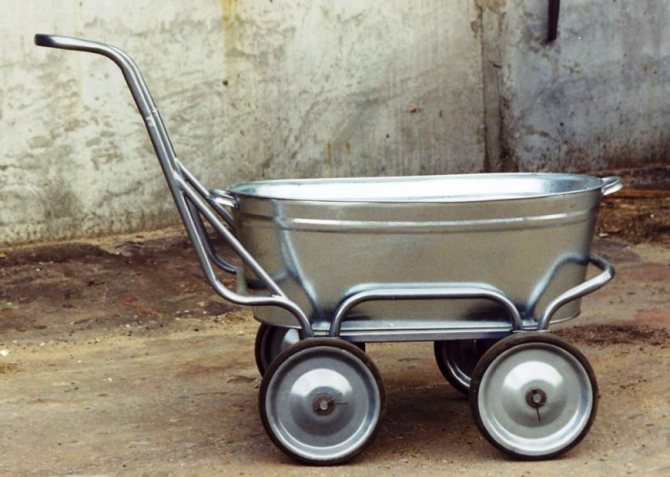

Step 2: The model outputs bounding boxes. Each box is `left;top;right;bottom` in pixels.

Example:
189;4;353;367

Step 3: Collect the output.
223;172;613;204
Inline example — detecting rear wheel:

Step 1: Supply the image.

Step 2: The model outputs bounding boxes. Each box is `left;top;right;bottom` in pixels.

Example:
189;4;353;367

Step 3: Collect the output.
433;339;497;394
259;338;385;465
254;324;301;375
255;324;365;375
470;332;598;459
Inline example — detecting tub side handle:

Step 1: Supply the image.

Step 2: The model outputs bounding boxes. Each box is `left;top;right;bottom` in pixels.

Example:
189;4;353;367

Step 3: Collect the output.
601;176;623;196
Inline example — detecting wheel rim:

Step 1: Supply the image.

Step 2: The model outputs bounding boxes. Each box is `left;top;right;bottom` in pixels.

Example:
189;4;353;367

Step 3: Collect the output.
435;339;496;393
477;342;594;457
446;340;494;387
262;342;383;463
256;325;301;375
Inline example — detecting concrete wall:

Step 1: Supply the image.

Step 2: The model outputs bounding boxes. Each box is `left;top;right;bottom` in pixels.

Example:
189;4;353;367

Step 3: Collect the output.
2;0;669;245
495;0;670;171
0;0;485;245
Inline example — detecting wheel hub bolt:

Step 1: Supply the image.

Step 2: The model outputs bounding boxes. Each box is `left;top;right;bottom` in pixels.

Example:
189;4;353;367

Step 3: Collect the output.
525;388;548;408
313;394;336;415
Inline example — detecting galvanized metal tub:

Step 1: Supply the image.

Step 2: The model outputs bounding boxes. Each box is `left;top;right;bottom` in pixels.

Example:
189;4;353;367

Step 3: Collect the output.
226;173;618;337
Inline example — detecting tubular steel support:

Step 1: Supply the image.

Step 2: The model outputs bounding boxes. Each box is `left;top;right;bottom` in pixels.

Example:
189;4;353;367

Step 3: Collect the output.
329;284;524;338
177;160;238;274
176;176;312;336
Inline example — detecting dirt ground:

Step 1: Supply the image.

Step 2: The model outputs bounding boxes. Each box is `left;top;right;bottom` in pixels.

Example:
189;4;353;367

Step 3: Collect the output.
1;167;668;476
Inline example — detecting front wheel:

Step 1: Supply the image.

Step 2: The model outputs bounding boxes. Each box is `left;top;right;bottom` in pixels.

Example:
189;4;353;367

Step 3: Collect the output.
470;332;598;460
259;339;385;465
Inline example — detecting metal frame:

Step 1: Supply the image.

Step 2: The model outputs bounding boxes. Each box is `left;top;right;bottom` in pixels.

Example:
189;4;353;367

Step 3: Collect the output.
34;34;313;337
329;284;524;338
35;34;616;344
326;255;613;341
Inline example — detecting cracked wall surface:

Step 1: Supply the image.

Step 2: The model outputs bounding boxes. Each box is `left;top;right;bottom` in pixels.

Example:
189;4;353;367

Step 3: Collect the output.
1;0;485;244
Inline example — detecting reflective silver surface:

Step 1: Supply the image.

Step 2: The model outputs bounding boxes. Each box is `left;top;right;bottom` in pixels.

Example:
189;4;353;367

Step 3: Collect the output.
476;342;595;457
229;173;611;202
230;174;617;336
262;343;382;463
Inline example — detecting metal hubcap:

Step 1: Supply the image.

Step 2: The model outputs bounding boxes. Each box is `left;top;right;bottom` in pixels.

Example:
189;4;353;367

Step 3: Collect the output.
263;343;382;462
477;342;594;456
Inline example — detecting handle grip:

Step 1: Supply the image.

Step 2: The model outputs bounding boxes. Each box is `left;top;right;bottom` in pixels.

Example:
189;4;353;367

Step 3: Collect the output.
35;34;58;48
35;34;97;50
601;176;623;196
35;34;159;128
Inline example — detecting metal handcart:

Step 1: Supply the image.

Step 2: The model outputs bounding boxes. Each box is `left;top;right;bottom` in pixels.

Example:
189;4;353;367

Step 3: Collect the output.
35;34;622;464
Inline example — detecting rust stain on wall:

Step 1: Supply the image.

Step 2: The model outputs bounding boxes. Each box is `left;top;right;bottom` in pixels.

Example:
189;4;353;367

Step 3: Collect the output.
220;0;240;18
476;0;506;14
327;142;333;164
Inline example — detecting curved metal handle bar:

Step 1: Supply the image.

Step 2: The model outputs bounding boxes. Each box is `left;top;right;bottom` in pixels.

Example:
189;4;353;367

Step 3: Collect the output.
35;34;313;337
537;254;614;330
601;176;623;196
185;200;237;274
35;34;155;116
176;162;237;228
35;34;177;176
328;283;523;338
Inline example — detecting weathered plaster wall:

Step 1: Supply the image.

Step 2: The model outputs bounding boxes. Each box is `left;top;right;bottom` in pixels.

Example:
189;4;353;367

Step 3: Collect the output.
0;0;485;244
5;0;667;245
497;0;670;171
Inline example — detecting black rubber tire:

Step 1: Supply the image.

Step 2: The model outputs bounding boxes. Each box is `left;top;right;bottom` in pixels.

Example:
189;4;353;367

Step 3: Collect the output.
469;332;599;460
254;324;300;376
433;339;498;394
259;338;385;465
